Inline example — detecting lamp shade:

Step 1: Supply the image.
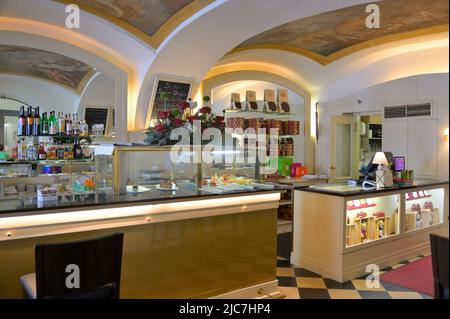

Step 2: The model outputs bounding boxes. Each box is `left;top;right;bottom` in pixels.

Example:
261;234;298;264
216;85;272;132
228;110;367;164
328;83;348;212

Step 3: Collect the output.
373;152;388;165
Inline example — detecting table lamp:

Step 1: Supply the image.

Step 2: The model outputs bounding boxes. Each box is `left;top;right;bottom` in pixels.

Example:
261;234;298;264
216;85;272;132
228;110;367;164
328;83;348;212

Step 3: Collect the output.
373;152;393;189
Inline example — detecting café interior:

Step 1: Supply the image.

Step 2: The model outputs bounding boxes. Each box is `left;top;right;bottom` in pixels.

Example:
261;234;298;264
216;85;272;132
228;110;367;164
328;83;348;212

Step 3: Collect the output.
0;0;448;300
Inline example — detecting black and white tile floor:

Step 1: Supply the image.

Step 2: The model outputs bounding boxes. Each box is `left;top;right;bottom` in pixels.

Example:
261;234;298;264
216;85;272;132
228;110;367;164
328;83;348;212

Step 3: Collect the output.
276;255;433;299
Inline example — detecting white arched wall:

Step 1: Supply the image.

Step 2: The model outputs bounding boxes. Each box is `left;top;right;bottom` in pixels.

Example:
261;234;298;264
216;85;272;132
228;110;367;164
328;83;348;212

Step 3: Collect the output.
0;29;128;140
203;70;315;171
317;73;449;179
136;0;373;129
0;0;153;132
0;74;80;113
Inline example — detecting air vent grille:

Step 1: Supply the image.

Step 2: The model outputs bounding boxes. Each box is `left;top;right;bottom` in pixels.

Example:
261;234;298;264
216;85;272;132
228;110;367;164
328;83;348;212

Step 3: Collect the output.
384;106;406;119
407;103;431;117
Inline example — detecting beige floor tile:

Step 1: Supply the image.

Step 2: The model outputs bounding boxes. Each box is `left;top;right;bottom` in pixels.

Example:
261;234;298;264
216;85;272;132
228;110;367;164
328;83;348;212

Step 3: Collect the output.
388;291;424;299
277;267;295;277
407;257;422;263
391;263;407;270
296;277;326;289
328;289;362;299
278;286;300;299
351;279;386;291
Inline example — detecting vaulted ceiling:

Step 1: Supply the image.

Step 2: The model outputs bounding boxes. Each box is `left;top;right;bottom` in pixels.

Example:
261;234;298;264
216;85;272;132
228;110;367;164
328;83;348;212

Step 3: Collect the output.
53;0;213;47
0;45;95;92
233;0;449;64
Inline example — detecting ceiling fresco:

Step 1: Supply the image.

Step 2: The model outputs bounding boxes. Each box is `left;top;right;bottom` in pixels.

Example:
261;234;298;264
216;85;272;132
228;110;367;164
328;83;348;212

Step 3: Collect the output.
53;0;212;46
0;45;95;92
235;0;449;61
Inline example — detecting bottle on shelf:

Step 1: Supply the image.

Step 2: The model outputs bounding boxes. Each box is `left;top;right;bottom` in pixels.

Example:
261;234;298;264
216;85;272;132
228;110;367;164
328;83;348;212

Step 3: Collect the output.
79;120;89;137
57;112;65;135
41;112;49;135
18;106;27;136
26;141;37;161
17;139;24;160
56;140;65;160
32;106;41;136
66;113;73;136
49;111;57;136
26;106;34;136
72;113;79;136
73;138;83;159
38;142;47;160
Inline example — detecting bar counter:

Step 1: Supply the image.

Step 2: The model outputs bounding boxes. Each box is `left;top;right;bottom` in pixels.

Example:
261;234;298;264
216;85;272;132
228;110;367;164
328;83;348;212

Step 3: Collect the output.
0;188;283;299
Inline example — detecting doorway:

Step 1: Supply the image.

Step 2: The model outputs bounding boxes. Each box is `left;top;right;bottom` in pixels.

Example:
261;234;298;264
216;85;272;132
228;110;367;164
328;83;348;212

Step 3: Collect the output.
329;115;360;182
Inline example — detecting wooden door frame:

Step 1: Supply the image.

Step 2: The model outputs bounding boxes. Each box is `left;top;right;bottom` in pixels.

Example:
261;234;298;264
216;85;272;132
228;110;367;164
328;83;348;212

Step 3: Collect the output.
329;115;360;182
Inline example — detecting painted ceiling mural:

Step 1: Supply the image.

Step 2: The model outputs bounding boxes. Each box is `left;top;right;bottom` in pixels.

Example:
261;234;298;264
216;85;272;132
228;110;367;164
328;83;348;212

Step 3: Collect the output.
236;0;449;58
0;45;94;91
66;0;195;37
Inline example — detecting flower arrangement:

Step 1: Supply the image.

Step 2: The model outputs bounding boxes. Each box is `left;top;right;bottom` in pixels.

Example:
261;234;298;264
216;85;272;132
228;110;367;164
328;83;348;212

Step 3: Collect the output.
144;98;225;146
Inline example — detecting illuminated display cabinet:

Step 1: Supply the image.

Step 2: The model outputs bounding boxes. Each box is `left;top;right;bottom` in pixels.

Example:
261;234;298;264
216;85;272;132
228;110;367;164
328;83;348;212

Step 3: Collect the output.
293;181;448;282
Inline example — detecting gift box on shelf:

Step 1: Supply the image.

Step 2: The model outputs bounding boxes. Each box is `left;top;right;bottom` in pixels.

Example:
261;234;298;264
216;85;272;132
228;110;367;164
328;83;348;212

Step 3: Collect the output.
226;117;245;129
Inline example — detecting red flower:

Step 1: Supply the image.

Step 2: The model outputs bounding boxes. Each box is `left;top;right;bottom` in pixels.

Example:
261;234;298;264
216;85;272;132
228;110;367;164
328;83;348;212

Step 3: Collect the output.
173;118;185;127
158;111;170;119
198;107;211;114
154;123;167;133
178;102;190;110
215;116;224;124
189;115;199;123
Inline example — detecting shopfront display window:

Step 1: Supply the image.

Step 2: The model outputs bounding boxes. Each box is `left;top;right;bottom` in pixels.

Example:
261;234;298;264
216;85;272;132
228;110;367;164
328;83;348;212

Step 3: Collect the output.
346;194;400;247
404;188;444;232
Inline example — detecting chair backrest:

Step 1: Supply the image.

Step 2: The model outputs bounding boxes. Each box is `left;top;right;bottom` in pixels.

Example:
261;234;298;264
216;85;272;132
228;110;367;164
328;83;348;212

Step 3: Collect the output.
430;233;449;299
35;233;124;299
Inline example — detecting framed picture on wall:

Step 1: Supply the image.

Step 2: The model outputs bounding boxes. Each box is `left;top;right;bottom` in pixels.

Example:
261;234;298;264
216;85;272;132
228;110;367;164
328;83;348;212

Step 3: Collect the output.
147;75;195;126
83;106;114;137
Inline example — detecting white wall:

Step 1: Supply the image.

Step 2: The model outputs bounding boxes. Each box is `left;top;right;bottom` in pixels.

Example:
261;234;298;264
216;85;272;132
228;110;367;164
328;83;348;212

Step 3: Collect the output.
79;73;115;109
210;80;306;163
317;73;449;179
0;74;80;113
211;80;304;110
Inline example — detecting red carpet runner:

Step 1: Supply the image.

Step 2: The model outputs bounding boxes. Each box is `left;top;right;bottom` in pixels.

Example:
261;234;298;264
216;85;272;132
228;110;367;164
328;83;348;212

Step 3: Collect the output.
381;256;434;297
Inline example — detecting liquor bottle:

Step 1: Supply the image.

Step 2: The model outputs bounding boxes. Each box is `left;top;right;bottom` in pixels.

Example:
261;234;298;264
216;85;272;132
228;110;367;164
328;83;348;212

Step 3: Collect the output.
38;142;47;160
17;139;23;160
41;112;49;135
66;113;72;136
32;106;41;136
17;106;27;136
56;140;65;160
49;111;57;135
57;112;65;135
72;113;79;136
26;106;34;136
73;138;83;159
79;120;89;137
26;141;37;161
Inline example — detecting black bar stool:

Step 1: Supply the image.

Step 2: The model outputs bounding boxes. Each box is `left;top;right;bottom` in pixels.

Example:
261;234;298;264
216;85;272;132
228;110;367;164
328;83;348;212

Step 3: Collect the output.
20;233;124;299
430;233;449;299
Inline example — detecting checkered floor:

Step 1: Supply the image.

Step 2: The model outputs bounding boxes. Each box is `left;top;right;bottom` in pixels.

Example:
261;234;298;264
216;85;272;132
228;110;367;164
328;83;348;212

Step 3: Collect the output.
276;255;433;299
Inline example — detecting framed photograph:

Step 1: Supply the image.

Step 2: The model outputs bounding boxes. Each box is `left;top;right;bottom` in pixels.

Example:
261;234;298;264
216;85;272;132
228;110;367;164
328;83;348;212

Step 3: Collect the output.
82;106;114;137
147;75;195;126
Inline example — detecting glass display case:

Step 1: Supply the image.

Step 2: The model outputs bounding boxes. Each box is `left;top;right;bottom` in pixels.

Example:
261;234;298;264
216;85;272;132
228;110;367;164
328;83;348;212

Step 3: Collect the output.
113;145;200;194
111;145;270;195
346;194;400;247
0;159;96;200
404;188;445;232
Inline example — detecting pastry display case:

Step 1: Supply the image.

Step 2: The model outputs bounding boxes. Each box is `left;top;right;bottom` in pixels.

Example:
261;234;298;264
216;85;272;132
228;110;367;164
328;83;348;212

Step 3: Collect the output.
111;145;274;195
